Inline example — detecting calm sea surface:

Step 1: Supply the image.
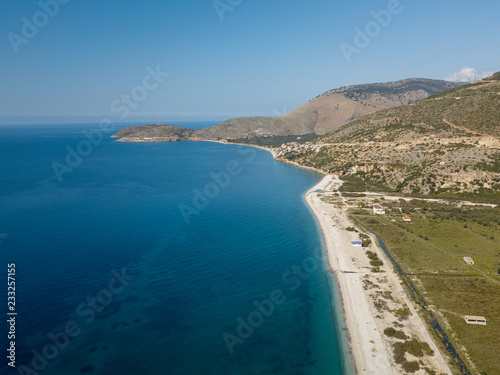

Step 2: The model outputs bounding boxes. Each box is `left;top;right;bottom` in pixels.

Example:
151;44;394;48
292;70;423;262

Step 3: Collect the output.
0;123;348;375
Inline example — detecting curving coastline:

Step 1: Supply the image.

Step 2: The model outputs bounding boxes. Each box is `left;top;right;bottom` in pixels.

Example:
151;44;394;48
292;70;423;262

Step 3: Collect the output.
110;137;455;373
304;175;453;375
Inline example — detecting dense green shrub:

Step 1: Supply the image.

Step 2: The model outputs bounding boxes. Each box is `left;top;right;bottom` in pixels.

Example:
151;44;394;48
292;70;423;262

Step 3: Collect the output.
384;327;396;337
402;360;420;373
394;330;409;340
421;341;434;356
385;327;408;340
394;338;434;358
406;338;425;357
394;307;411;320
393;342;406;364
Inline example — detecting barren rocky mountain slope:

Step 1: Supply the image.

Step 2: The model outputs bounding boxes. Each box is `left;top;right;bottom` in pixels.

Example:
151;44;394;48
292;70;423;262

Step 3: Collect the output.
279;73;500;202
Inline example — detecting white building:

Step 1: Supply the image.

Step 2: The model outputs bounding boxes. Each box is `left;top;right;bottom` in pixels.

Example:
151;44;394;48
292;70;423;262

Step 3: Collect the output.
373;205;385;215
465;316;487;325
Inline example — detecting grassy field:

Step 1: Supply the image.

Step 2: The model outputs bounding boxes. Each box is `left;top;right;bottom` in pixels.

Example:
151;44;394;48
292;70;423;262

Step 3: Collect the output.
420;276;500;375
351;201;500;375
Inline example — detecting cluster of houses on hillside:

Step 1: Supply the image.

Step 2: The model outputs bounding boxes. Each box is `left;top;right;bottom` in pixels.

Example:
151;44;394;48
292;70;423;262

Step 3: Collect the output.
276;142;321;157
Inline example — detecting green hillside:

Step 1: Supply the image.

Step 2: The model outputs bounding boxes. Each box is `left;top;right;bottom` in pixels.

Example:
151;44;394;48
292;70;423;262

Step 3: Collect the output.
279;73;500;202
320;73;500;143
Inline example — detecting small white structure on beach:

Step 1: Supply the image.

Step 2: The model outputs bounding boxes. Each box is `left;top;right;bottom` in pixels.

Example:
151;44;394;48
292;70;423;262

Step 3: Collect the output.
465;315;487;325
373;205;385;215
351;241;363;247
463;257;475;265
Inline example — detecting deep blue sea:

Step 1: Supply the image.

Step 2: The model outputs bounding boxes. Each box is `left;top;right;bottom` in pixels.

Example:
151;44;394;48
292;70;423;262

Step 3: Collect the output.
0;123;349;375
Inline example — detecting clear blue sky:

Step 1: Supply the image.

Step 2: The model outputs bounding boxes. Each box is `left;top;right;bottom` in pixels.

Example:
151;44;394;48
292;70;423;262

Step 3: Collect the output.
1;0;499;125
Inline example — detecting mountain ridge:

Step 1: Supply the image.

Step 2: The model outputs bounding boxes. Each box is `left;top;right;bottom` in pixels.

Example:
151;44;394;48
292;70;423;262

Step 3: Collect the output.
278;72;500;202
112;78;461;142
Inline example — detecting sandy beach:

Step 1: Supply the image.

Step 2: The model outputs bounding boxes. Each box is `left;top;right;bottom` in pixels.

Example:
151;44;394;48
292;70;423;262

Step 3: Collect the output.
305;175;452;375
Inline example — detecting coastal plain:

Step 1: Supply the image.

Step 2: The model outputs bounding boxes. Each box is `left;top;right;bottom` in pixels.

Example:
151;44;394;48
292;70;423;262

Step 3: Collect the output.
306;175;452;375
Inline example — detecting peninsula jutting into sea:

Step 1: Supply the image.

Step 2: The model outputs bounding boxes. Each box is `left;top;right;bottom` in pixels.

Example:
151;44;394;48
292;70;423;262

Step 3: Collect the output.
113;73;500;375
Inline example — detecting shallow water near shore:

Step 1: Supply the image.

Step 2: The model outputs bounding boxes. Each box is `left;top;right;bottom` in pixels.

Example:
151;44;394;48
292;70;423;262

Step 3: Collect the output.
0;123;345;374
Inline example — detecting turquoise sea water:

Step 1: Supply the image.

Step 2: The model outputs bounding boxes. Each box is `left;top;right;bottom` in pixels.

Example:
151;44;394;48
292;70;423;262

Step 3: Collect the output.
0;123;348;374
